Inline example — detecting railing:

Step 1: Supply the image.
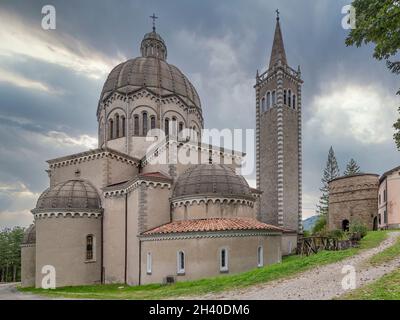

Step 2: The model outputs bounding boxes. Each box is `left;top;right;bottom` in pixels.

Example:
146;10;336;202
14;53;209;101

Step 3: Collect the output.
296;236;358;256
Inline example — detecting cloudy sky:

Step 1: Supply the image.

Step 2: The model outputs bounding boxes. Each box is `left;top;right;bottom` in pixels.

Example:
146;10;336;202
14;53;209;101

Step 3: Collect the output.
0;0;398;228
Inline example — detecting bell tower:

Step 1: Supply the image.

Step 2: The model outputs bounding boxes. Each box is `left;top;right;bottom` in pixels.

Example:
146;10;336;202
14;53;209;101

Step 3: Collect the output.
255;12;303;232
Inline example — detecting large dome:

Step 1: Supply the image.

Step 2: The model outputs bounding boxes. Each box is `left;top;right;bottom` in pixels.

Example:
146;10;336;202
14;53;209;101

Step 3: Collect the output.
32;180;102;213
99;31;201;110
22;224;36;245
172;164;253;199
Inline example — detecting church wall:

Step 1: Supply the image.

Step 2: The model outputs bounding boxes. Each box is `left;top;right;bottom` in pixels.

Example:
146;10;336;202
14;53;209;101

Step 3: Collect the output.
103;196;126;284
21;245;36;287
140;234;281;284
172;201;255;221
126;189;140;286
282;106;299;231
35;216;101;288
281;233;297;256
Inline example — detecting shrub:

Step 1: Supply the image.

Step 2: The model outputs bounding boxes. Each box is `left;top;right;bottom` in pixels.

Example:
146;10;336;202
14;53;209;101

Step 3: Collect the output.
302;230;311;238
328;229;349;240
349;220;368;238
312;215;327;235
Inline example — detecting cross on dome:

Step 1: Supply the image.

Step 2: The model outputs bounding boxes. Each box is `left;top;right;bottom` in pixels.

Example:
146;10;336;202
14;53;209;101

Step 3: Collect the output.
149;13;158;32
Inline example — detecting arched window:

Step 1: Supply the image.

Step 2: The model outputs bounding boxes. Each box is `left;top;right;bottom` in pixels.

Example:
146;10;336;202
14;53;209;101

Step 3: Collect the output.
115;114;120;138
220;248;228;272
165;118;170;137
272;91;276;106
283;90;287;105
150;116;156;130
261;98;266;112
177;250;185;274
121;116;126;137
257;246;263;267
109;119;114;140
134;115;139;136
86;235;95;261
142;112;148;136
288;90;292;107
292;94;296;109
172;117;177;136
266;92;271;108
146;252;152;274
178;122;184;133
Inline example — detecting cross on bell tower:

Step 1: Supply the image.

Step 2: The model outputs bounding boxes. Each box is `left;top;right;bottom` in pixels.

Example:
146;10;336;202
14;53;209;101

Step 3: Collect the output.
149;13;158;32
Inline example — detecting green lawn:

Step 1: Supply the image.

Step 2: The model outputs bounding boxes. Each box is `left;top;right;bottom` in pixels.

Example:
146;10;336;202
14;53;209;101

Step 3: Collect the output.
342;268;400;300
19;231;388;300
368;233;400;266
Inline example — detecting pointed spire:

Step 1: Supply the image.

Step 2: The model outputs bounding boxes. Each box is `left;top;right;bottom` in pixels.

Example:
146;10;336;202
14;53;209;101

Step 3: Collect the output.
269;11;287;69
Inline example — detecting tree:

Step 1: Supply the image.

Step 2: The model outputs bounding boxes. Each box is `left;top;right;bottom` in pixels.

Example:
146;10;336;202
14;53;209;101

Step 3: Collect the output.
317;147;340;216
344;158;361;176
0;227;24;282
345;0;400;149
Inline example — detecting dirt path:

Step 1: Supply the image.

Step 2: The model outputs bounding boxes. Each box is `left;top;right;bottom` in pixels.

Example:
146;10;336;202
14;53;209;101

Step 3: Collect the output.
190;232;400;300
0;283;51;300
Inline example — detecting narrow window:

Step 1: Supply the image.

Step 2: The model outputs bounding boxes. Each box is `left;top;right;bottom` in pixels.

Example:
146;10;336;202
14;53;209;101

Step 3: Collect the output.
379;194;381;205
109;119;114;140
86;235;94;260
121;116;126;137
150;116;156;130
115;114;120;138
146;252;152;274
292;94;296;109
288;90;292;107
272;91;276;106
142;112;148;136
283;90;287;105
220;248;228;272
384;190;387;202
261;98;266;112
177;251;185;274
266;92;271;108
165;118;170;136
257;246;263;267
172;117;177;136
178;122;184;133
384;210;388;224
134;115;139;135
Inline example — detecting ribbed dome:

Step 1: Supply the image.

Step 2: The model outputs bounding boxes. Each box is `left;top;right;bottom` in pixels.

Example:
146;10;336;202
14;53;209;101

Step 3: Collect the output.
172;164;253;199
32;180;101;213
99;30;201;110
22;224;36;245
100;57;201;110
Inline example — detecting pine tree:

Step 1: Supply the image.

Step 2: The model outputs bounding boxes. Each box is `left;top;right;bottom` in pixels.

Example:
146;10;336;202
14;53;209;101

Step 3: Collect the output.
317;146;340;216
344;158;361;176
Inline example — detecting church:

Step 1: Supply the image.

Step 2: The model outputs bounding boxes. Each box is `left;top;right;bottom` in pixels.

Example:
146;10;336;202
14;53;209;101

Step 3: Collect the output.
21;14;303;288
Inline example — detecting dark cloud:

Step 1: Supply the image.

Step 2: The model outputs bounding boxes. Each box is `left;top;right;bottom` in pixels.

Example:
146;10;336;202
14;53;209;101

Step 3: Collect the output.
0;0;399;226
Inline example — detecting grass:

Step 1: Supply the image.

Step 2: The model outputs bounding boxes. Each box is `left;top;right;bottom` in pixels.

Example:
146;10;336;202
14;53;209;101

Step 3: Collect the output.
19;230;388;300
342;268;400;300
368;234;400;266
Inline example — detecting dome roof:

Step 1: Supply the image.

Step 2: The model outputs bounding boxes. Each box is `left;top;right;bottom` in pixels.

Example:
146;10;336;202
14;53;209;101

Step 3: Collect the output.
32;180;102;213
22;224;36;245
172;164;253;199
99;31;201;110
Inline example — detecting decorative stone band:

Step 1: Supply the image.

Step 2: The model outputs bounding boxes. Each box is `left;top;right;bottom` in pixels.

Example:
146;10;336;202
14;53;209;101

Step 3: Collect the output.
171;195;255;208
329;183;379;193
20;243;36;248
140;230;282;241
98;89;204;126
47;148;139;169
256;64;301;84
32;210;103;219
104;179;171;198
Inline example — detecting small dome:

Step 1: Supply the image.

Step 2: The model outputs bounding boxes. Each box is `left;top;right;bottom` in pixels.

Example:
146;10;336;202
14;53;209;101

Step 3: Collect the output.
172;164;253;199
22;224;36;245
32;180;101;213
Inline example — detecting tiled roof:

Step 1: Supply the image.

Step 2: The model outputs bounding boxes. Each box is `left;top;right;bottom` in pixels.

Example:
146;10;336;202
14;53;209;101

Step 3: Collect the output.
139;172;171;181
142;218;284;235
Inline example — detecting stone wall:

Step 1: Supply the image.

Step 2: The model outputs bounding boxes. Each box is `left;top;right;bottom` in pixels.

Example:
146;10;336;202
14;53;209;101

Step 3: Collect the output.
328;174;379;231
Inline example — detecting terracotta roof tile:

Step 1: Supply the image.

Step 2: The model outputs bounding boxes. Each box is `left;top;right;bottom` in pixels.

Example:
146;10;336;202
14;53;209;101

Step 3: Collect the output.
142;218;284;235
139;172;171;180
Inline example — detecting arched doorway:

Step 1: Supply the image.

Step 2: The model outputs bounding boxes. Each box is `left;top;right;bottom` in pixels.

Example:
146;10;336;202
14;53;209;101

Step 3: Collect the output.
373;216;378;231
342;219;350;232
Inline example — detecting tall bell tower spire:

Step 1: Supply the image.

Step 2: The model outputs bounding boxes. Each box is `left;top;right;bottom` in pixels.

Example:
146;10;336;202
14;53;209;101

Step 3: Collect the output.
255;12;303;235
269;9;287;68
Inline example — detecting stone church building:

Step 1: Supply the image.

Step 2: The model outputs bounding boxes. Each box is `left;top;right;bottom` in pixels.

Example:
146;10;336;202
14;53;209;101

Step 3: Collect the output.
21;15;303;288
